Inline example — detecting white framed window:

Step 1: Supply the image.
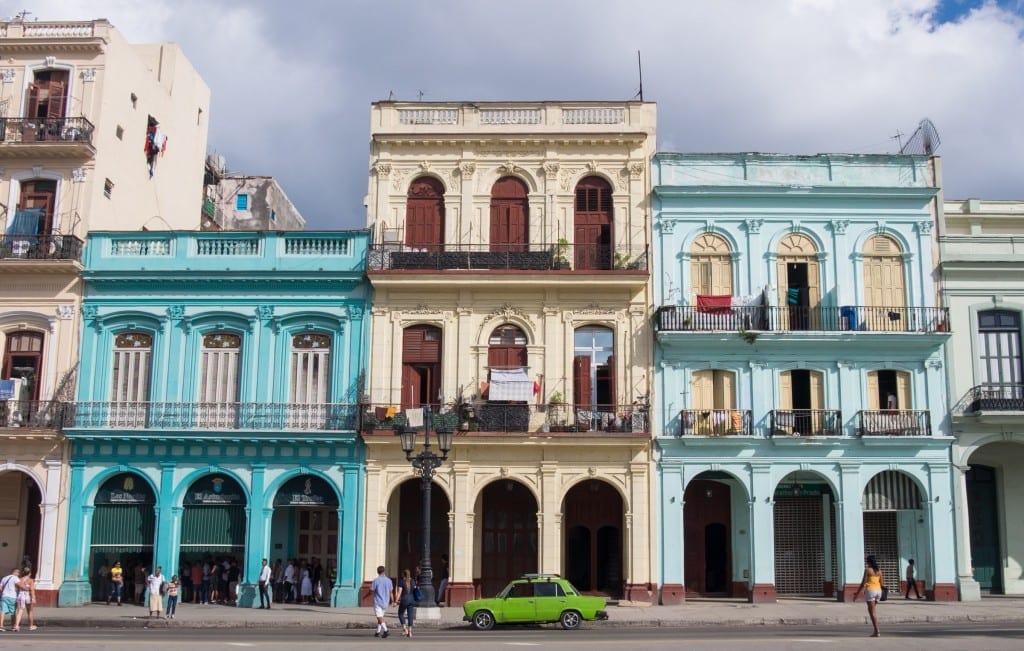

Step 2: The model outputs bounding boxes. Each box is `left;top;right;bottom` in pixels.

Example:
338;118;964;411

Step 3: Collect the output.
110;332;152;426
198;332;241;427
289;332;331;428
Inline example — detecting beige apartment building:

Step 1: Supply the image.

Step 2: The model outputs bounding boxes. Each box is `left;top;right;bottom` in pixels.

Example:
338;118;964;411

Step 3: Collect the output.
0;18;209;604
360;101;657;605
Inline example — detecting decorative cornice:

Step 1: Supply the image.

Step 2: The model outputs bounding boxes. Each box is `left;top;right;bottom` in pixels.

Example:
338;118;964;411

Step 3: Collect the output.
744;218;763;234
831;219;850;235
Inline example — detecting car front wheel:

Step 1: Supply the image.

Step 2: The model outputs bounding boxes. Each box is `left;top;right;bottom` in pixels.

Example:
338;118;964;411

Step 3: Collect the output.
560;610;582;630
472;610;495;631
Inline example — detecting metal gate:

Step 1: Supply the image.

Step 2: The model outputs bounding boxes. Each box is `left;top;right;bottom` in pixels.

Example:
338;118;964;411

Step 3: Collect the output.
863;511;900;591
774;496;835;594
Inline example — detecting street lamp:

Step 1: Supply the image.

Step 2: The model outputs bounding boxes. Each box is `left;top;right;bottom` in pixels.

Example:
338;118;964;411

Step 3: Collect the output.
398;405;453;606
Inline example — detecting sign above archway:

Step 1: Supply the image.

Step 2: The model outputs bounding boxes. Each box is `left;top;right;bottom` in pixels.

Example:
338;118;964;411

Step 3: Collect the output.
273;475;339;507
183;474;246;506
95;472;156;505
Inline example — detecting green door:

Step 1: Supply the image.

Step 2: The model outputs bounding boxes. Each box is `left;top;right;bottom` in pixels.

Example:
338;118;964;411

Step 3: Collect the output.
966;465;1002;593
501;582;536;623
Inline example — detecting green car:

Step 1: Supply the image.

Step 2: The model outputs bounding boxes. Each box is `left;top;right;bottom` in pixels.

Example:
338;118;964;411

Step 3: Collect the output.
463;574;608;631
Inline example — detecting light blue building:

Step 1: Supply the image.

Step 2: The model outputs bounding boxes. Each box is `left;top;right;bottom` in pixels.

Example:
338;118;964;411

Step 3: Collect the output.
652;154;957;603
58;230;370;607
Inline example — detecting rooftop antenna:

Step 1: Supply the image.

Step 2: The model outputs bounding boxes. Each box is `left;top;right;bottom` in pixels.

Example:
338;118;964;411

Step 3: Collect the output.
388;90;394;100
899;118;941;156
14;10;31;22
634;50;644;101
890;129;904;152
417;90;426;101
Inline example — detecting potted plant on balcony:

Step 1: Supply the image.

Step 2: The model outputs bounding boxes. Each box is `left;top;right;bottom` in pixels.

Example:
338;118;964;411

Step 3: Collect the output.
547;391;570;431
554;238;571;269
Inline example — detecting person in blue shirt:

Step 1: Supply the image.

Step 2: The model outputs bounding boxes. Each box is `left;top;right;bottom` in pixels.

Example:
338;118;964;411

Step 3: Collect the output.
370;565;394;638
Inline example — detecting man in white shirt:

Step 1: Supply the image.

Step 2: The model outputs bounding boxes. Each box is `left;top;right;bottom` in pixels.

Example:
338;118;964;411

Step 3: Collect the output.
145;567;167;619
283;560;296;603
1;567;21;631
258;558;272;609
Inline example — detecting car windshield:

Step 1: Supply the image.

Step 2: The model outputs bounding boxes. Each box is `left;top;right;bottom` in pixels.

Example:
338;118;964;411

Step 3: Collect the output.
498;582;522;598
562;581;580;596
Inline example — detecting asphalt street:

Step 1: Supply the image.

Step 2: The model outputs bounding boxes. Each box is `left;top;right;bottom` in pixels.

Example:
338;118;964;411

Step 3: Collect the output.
5;622;1024;650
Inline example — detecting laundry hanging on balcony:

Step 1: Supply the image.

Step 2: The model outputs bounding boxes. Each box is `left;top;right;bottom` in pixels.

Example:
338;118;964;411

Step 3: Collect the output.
144;121;168;178
6;208;43;235
488;368;534;402
696;294;732;314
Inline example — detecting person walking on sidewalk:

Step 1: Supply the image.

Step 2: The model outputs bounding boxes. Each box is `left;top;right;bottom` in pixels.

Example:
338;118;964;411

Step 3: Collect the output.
904;559;923;600
370;565;393;639
396;569;417;638
165;575;180;619
258;559;272;609
146;567;167;619
108;561;124;606
0;567;20;631
13;566;37;631
853;555;884;638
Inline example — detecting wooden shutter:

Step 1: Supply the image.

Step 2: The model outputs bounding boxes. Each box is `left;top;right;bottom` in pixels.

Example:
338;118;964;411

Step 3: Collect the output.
779;371;792;410
866;372;880;410
809;371;824;411
406;178;445;251
714;370;736;409
46;80;66;119
605;354;616;407
401;364;419;409
691;370;712;409
573;355;592;409
806;259;821;329
896;371;911;409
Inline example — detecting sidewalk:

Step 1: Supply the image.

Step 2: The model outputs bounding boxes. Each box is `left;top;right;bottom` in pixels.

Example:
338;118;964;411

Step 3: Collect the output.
23;596;1024;630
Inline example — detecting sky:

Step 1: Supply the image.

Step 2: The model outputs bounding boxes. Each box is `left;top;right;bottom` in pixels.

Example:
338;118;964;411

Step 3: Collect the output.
6;0;1024;229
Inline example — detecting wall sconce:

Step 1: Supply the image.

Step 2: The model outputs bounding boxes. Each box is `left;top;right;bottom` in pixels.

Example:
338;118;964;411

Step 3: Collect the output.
705;487;713;499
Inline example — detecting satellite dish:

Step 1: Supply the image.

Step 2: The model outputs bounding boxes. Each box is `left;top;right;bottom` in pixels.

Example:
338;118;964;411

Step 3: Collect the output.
900;118;941;155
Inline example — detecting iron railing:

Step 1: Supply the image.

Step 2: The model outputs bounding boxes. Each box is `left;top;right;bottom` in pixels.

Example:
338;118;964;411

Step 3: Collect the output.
64;402;360;431
769;409;842;437
857;410;931;436
368;243;648;272
0;234;84;261
656;305;949;334
953;384;1024;415
0;116;95;146
679;409;753;436
360;402;649;434
0;400;64;429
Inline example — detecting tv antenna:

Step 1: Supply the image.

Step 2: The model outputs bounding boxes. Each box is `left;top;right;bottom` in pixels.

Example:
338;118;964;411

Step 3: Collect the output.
416;89;427;101
899;118;941;155
634;50;644;101
14;10;32;22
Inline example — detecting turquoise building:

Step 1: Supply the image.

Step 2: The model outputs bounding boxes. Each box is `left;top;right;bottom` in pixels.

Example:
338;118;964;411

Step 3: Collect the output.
58;230;370;607
652;154;957;603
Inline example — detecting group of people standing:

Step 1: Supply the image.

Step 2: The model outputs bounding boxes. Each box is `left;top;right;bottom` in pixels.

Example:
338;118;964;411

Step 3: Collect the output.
0;565;37;632
264;558;331;606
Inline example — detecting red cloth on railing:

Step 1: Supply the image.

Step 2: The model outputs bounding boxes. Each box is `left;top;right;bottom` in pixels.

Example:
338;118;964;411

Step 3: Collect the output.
696;294;732;314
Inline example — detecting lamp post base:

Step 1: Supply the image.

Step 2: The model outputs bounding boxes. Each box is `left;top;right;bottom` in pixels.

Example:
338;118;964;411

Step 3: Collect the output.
415;605;442;620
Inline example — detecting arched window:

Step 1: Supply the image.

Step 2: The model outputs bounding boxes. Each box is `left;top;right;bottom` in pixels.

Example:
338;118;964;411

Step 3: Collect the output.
405;177;445;252
978;310;1022;386
2;331;44;401
490;177;529;254
574;176;613;270
198;332;242;427
487;325;527;369
776;233;820;330
690;233;733;300
863;235;905;309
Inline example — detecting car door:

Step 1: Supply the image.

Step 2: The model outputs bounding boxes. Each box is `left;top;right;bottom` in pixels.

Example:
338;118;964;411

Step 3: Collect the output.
500;582;536;623
532;581;565;622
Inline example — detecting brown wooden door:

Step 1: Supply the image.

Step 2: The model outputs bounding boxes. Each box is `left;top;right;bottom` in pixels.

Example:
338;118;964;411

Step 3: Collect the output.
563;480;623;596
406;178;445;252
574;177;613;270
18;180;57;234
489;177;528;253
479;480;538;598
684;479;732;596
402;326;442;409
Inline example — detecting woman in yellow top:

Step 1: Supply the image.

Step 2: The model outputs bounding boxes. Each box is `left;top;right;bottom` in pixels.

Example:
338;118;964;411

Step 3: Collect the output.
852;555;883;637
108;561;124;606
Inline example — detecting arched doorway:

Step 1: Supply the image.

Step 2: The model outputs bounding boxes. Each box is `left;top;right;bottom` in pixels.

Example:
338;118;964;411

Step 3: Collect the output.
684;473;736;596
490;177;528;254
773;471;837;596
477;480;538;597
391;478;451;600
965;441;1024;594
573;176;612;270
563;479;622;597
402;325;442;409
862;470;925;595
406;177;445;252
90;472;155;603
776;233;820;331
0;470;41;577
179;474;247;592
271;474;340;603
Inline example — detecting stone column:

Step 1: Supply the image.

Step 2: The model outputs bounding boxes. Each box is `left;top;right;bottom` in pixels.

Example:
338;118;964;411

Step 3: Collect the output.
35;459;63;595
238;463;266;608
446;460;475;606
749;464;776;602
836;464;865;602
58;461;90;606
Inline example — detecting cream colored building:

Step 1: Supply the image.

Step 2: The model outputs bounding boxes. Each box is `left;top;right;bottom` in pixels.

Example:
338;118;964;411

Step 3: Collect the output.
361;101;657;605
0;18;210;604
942;199;1024;599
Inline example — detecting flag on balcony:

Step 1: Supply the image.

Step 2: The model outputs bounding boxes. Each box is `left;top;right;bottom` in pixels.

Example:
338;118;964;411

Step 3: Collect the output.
6;208;43;235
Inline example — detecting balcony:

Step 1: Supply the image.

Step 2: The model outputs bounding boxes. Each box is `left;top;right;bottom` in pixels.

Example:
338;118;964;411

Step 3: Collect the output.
359;403;649;437
656;305;949;334
953;385;1024;423
1;233;83;262
63;402;360;433
769;409;842;437
0;117;96;158
368;242;648;273
680;409;753;436
0;400;64;431
857;410;931;436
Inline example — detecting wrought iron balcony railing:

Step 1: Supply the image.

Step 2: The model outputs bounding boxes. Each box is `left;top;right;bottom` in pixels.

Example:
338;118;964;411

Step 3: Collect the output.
769;409;842;437
0;400;64;430
857;410;931;436
360;402;649;435
656;305;949;334
680;409;753;436
64;402;360;431
0;116;96;146
1;234;84;261
368;243;648;272
953;384;1024;415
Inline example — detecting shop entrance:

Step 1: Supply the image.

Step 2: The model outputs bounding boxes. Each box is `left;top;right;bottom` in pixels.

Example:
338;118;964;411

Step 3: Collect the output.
271;474;340;602
89;472;155;603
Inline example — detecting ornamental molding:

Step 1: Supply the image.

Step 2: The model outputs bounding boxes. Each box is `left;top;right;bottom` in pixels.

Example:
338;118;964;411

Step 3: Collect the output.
917;220;934;235
660;219;676;234
0;69;15;83
56;304;75;320
71;167;87;183
167;305;186;320
81;67;96;82
628;161;645;179
558;167;584;191
45;56;56;67
257;305;274;320
831;219;850;235
374;162;391;177
390;167;411;192
543;161;559;177
744;218;763;234
459;161;476;178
